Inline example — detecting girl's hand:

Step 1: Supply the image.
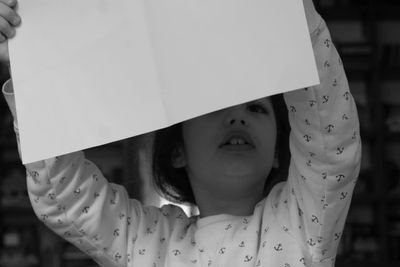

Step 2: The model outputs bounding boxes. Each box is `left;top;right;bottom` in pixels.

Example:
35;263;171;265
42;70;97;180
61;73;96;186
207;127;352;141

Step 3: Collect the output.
0;0;20;63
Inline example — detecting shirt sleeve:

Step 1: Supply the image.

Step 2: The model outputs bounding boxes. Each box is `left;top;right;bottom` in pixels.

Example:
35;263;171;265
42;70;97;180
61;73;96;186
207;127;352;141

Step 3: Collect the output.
1;81;189;267
273;9;362;265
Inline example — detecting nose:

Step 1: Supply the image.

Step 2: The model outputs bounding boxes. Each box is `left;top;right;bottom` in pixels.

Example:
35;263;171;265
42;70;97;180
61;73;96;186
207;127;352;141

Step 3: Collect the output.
223;105;248;127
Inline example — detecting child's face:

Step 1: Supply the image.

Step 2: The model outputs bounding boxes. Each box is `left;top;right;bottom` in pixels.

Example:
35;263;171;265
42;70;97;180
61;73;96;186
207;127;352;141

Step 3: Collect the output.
178;97;277;201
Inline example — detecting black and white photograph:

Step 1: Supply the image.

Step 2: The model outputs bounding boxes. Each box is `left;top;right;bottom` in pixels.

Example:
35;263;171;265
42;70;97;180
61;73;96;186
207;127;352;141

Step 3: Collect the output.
0;0;399;266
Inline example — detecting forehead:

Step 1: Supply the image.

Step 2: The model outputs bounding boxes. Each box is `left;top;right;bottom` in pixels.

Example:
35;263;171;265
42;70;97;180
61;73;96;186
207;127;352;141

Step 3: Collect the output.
221;96;272;112
246;96;272;105
182;96;275;125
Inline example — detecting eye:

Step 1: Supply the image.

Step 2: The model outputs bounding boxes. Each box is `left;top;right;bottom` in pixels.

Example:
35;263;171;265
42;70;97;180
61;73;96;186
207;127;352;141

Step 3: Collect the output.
246;102;268;114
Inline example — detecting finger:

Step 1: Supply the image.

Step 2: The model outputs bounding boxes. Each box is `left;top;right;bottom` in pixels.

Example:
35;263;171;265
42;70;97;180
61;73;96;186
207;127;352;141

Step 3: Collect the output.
0;2;20;26
0;16;15;38
0;39;9;63
0;0;17;8
0;33;6;43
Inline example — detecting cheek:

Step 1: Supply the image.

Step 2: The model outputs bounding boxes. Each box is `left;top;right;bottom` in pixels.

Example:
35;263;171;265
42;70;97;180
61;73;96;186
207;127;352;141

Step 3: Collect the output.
258;122;278;160
182;120;214;162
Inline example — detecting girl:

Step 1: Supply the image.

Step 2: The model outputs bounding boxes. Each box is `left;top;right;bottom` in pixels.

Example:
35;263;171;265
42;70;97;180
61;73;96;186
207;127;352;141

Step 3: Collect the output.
1;0;361;266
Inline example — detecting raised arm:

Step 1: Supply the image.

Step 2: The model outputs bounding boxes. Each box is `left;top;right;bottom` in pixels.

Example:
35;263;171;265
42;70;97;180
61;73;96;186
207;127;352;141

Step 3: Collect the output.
2;80;189;266
274;1;362;264
2;80;137;265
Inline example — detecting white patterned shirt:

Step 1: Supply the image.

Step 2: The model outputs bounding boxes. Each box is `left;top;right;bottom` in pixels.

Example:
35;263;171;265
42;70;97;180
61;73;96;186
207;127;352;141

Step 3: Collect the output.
2;2;361;267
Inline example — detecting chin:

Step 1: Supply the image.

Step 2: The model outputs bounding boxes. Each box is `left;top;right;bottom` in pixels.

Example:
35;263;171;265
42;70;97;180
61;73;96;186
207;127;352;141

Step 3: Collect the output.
221;163;260;178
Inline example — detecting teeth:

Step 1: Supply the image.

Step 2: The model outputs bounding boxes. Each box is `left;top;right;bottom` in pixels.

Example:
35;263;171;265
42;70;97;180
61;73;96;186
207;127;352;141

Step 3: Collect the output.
229;138;246;145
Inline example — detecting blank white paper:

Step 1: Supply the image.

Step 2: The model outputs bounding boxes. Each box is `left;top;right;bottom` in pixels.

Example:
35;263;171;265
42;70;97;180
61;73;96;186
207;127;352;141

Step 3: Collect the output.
9;0;319;164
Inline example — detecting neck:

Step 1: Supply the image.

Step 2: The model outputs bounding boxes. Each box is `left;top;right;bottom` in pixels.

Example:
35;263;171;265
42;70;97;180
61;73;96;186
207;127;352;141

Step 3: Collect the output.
193;184;264;218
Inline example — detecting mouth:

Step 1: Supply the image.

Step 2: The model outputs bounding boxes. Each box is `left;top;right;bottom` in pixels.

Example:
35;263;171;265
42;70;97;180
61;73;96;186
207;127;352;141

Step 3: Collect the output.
219;132;255;151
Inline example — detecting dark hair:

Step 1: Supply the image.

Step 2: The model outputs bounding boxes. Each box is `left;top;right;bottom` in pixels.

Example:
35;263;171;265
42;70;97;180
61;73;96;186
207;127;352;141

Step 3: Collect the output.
152;94;291;205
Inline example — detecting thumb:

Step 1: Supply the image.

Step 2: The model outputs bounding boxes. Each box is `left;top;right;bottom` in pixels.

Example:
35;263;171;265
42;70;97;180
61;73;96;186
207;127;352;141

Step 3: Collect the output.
303;0;320;35
0;41;10;64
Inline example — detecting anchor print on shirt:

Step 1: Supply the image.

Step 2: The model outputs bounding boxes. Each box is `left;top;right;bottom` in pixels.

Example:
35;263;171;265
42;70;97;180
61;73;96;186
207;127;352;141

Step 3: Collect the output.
244;255;253;262
334;232;341;240
146;226;156;236
298;208;304;217
114;253;122;262
303;134;311;142
336;174;345;182
113;229;120;237
40;214;48;222
307;238;316;247
352;131;357;140
274;243;283;251
73;188;81;196
225;224;232;230
343;91;350;101
309;100;317;107
325;124;334;133
336;146;344;155
324;38;331;48
82;206;90;214
311;215;319;224
172;249;181;256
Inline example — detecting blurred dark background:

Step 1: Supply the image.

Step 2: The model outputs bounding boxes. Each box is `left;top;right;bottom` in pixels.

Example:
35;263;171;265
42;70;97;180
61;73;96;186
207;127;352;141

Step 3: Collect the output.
0;0;399;266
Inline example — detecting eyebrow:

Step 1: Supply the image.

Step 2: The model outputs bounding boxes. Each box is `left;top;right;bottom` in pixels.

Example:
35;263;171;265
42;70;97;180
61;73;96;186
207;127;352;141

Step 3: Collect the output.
248;98;272;107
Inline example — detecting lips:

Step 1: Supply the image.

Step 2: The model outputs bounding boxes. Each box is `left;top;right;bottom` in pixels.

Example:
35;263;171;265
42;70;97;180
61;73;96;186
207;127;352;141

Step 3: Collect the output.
219;131;255;150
